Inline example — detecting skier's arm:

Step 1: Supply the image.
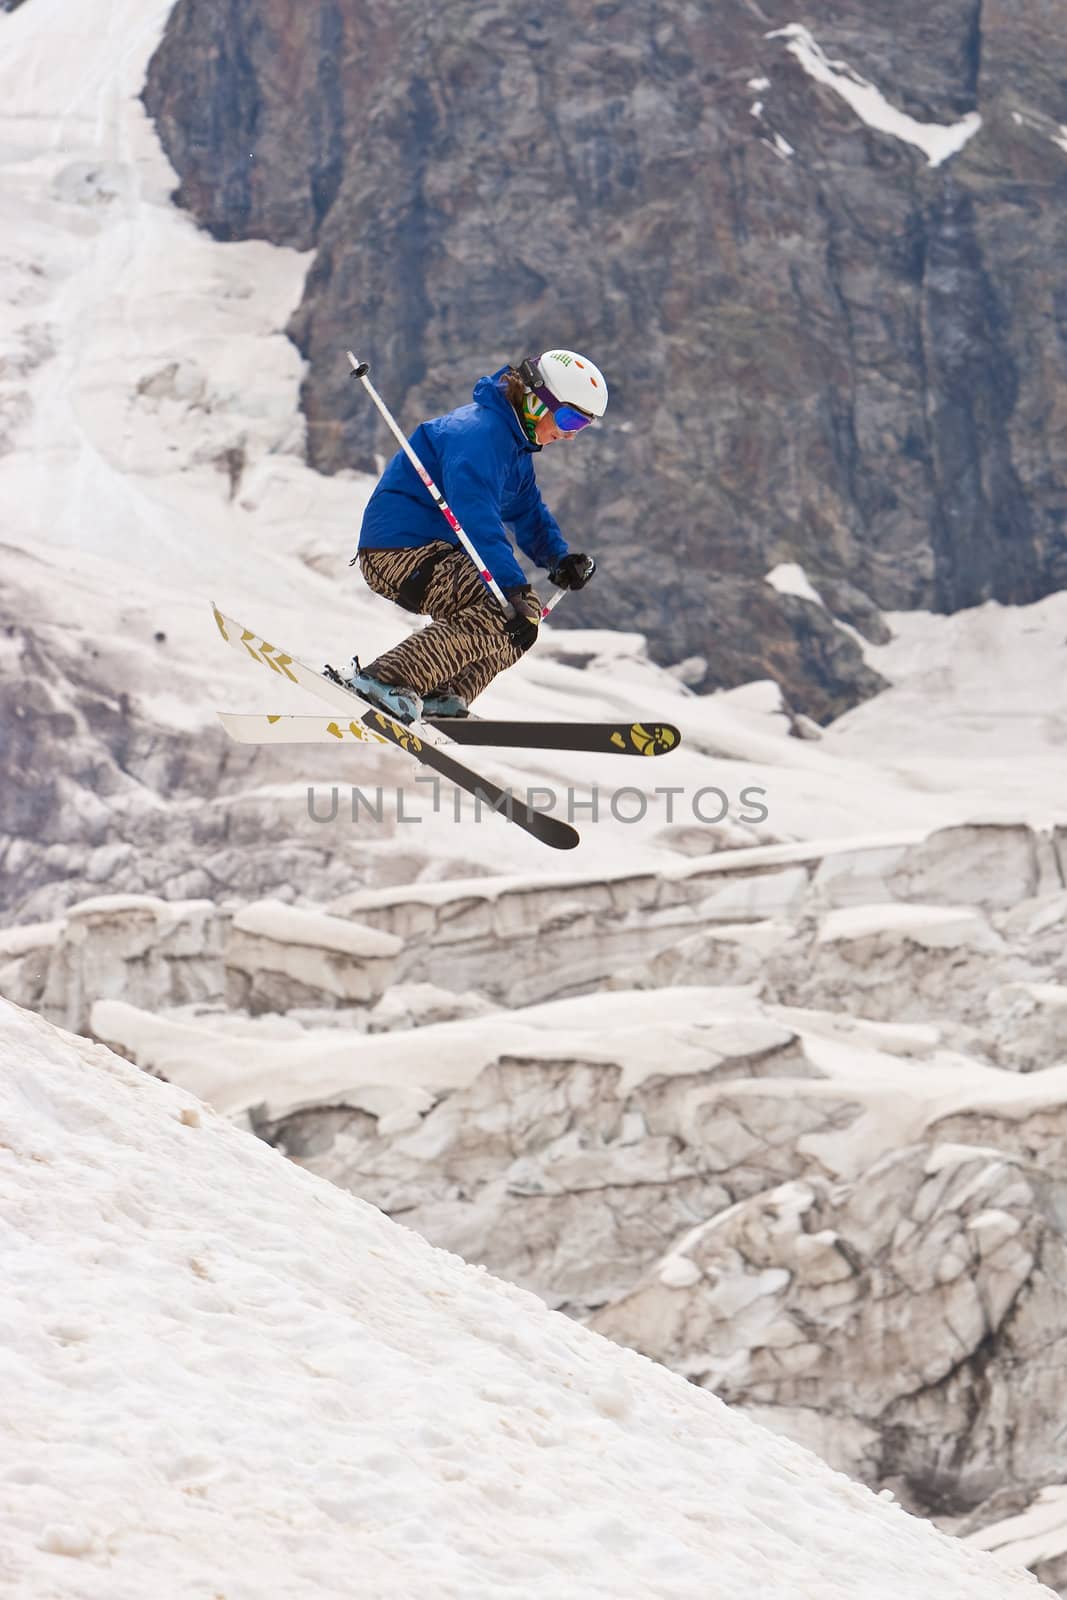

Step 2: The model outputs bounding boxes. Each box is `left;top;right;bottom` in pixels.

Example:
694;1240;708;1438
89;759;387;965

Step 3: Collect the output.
440;442;529;594
508;473;569;571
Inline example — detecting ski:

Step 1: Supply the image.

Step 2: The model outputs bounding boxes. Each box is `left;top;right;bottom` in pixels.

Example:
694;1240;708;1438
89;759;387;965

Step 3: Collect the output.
216;710;682;756
433;716;680;754
210;603;580;851
217;712;393;748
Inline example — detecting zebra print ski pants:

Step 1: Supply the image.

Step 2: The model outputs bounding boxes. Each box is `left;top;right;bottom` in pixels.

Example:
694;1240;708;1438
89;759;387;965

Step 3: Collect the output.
358;542;541;703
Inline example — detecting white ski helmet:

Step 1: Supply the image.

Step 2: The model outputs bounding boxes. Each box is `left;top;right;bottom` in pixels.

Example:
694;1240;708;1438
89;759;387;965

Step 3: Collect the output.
529;348;609;421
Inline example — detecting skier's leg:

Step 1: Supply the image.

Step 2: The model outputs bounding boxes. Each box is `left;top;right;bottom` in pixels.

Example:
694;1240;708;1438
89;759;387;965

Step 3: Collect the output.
418;593;540;705
358;544;455;615
351;545;458;719
366;550;538;703
425;564;543;704
443;656;509;705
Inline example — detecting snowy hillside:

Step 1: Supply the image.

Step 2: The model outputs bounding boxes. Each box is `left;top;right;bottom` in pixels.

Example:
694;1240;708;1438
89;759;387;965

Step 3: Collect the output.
0;997;1053;1600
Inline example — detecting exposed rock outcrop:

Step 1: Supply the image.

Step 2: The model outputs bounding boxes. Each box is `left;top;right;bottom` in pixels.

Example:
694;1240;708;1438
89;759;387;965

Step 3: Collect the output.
590;1145;1067;1517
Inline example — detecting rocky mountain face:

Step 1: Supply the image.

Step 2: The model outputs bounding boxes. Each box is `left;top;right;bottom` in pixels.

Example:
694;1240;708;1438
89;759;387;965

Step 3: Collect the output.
143;0;1067;720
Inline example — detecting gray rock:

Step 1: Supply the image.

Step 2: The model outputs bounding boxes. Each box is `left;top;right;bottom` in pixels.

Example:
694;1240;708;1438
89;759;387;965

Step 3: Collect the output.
590;1144;1067;1517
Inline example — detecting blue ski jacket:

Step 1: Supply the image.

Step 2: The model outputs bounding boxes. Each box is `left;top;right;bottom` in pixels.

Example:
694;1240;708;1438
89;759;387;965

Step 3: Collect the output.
357;367;569;592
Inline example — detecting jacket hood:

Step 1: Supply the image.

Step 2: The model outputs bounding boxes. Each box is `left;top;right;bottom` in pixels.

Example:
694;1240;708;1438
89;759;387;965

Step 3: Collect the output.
472;367;540;452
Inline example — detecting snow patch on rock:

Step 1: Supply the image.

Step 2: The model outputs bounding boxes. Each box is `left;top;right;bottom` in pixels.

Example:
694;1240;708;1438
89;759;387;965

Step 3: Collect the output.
768;24;982;168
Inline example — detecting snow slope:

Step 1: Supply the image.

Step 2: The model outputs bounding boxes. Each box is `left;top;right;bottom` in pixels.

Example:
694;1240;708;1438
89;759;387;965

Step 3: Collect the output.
0;996;1052;1600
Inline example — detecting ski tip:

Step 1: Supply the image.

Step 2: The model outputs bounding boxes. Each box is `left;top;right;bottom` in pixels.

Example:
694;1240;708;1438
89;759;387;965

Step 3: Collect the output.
541;819;581;850
627;723;683;756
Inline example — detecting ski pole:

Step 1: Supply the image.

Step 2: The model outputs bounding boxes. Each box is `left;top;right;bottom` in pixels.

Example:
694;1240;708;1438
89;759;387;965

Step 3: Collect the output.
347;350;524;619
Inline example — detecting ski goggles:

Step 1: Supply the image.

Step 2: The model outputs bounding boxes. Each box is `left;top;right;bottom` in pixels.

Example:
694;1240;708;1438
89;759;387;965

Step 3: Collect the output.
530;385;596;433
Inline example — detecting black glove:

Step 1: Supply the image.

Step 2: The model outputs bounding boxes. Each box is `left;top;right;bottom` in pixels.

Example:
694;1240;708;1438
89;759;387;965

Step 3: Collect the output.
504;585;540;654
548;552;597;591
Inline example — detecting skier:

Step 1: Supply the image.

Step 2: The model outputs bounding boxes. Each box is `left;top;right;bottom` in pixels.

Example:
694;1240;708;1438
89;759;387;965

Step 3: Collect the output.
347;348;607;722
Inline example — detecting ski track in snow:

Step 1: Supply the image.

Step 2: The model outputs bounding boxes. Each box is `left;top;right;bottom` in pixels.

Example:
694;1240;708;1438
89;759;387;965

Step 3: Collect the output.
1;998;1053;1600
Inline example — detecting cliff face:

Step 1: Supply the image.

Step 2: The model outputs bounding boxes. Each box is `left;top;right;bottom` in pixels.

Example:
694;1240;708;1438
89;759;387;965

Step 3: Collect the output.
144;0;1067;719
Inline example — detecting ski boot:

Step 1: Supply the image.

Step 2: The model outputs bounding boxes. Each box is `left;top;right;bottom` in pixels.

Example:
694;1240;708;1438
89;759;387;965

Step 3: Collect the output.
422;688;470;719
343;661;423;725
